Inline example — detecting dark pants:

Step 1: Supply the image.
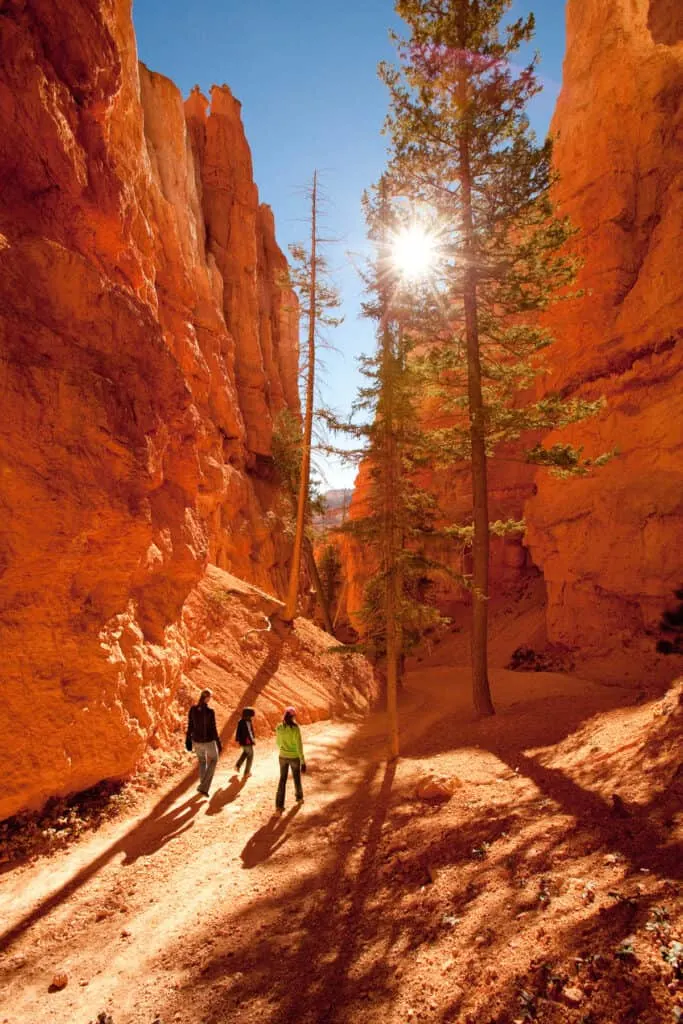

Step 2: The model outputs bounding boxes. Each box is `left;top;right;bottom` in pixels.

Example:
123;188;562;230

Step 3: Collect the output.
276;756;303;809
235;745;254;775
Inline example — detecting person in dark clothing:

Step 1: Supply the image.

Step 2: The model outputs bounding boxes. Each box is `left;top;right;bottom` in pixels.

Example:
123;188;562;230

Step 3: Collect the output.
185;688;222;796
234;707;256;777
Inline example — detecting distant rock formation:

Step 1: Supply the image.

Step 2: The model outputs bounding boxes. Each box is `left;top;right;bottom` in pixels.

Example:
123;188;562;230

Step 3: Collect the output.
313;489;354;532
0;0;299;818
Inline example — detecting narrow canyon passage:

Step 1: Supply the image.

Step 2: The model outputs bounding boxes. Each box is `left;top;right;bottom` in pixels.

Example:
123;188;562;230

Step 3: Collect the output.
1;663;679;1024
0;687;422;1024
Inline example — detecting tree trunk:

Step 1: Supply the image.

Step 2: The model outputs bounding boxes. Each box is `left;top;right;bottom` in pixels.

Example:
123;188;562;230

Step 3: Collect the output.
458;35;495;717
283;172;318;622
463;251;494;716
381;317;400;759
303;536;334;634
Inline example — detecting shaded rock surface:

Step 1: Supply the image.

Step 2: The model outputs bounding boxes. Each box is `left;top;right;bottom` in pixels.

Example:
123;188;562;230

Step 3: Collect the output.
524;0;683;676
182;565;378;735
0;0;301;819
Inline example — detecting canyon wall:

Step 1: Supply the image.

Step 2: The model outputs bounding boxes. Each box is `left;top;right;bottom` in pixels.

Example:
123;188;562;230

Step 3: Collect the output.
524;0;683;675
0;0;299;819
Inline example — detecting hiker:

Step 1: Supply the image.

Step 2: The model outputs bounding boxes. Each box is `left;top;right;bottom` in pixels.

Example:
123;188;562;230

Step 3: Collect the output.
185;688;222;796
275;706;306;812
235;707;256;777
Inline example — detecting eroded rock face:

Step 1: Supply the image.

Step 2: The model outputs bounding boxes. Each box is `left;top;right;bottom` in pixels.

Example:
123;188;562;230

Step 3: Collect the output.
524;0;683;673
0;0;298;819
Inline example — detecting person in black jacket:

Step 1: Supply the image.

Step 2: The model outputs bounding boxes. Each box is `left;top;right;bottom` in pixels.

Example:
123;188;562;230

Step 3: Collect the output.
234;706;256;778
185;688;222;796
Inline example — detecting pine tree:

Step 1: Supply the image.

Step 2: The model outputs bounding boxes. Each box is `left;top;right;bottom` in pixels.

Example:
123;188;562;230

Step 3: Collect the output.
282;172;342;627
329;183;450;757
318;543;343;622
379;0;605;715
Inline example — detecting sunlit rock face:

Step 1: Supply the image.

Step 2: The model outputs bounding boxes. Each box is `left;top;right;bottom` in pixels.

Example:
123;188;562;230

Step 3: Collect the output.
0;0;298;819
524;0;683;674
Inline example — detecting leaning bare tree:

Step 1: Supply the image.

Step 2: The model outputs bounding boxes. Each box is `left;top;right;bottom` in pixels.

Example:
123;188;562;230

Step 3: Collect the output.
282;172;343;626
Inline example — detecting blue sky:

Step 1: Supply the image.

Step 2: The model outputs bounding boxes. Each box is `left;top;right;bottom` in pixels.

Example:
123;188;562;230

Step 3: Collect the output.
133;0;567;489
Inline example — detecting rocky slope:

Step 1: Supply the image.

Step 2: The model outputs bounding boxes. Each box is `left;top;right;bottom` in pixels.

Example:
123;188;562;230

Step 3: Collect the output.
0;0;302;819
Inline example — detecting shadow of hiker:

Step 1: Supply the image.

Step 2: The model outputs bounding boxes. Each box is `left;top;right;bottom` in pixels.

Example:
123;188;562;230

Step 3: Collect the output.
120;794;204;864
0;643;287;956
240;806;301;869
206;774;247;816
192;760;397;1024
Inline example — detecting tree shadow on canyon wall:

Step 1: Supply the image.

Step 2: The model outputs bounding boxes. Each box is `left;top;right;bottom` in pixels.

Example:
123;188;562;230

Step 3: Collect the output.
0;636;286;955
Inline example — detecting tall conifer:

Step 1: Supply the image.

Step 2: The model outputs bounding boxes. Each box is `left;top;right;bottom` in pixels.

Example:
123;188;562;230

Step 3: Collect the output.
380;0;603;715
330;184;449;757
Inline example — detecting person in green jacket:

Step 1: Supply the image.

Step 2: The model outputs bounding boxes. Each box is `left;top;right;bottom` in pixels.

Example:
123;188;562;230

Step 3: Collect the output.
275;706;306;812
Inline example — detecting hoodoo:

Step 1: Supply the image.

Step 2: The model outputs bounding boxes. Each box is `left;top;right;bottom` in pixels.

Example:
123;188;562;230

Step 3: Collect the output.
0;0;300;820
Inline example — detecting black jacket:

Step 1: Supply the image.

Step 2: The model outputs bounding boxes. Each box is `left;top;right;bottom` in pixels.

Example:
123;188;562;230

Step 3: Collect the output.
235;718;255;746
186;704;222;752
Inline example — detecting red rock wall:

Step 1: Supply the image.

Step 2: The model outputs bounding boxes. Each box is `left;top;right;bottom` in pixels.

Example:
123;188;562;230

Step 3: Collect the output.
524;0;683;674
0;0;299;819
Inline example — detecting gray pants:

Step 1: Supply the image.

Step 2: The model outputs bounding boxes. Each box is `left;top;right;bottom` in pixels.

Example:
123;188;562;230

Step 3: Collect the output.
193;740;219;794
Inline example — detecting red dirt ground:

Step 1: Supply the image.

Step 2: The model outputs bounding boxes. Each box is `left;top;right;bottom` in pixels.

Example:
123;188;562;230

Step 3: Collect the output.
0;630;681;1024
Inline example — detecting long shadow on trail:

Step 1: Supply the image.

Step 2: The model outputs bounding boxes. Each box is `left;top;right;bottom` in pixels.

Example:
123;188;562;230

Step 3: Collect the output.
206;774;248;816
240;806;301;868
0;637;285;956
153;673;681;1024
121;793;204;864
402;686;683;880
164;761;398;1024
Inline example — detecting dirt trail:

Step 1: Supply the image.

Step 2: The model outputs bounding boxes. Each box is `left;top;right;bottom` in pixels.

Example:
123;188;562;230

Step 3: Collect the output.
0;663;681;1024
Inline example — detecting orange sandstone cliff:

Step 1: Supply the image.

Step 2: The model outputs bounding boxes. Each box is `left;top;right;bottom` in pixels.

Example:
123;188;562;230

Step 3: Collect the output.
524;0;683;674
0;0;300;819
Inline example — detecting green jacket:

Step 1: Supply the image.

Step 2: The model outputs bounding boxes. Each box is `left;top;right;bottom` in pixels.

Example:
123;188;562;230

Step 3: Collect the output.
276;722;305;763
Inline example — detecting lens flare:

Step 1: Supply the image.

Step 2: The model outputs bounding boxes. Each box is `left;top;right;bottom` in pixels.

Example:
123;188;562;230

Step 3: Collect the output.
389;223;440;281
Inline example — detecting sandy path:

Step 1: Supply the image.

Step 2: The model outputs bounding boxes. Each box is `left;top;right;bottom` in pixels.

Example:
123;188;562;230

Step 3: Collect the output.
0;679;423;1024
1;665;679;1024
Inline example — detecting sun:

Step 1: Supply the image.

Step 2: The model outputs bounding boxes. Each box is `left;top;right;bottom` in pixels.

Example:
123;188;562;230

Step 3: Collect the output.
389;223;440;282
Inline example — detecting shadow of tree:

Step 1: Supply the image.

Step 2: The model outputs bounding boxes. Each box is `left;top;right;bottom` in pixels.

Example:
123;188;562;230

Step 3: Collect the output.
402;684;683;879
167;761;398;1024
3;656;680;1024
155;677;681;1024
216;637;285;750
